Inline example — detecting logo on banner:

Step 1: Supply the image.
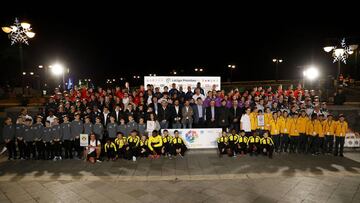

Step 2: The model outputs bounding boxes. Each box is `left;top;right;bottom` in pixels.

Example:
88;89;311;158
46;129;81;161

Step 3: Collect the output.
185;130;199;143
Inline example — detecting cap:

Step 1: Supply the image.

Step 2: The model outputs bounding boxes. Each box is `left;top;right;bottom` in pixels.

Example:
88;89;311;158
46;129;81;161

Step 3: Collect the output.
36;115;43;119
74;112;80;116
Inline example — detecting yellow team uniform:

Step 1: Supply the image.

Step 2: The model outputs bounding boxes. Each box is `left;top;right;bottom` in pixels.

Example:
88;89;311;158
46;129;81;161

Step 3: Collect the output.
269;118;281;135
289;118;300;137
297;116;309;134
250;112;258;131
323;120;337;136
280;117;292;134
335;121;348;137
148;135;163;151
264;113;273;130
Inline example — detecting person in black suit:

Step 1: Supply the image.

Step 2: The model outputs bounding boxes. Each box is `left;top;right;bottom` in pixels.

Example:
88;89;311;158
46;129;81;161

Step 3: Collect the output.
192;98;206;128
170;99;182;129
101;106;111;127
217;99;230;131
157;100;171;129
206;100;217;128
148;97;160;116
111;104;123;124
229;100;241;132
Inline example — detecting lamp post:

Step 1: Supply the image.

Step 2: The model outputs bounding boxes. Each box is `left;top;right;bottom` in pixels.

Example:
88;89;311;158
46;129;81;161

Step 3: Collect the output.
272;58;283;81
303;66;320;89
50;63;66;90
194;67;204;74
323;38;355;78
228;64;236;83
349;45;359;79
2;18;35;94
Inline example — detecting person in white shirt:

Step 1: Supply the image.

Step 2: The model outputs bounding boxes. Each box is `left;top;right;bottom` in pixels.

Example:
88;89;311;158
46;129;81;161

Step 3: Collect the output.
240;108;252;136
192;88;206;101
84;133;101;163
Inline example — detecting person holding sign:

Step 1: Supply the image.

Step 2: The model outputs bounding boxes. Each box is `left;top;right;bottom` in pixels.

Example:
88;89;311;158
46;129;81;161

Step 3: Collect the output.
84;133;101;163
256;110;265;136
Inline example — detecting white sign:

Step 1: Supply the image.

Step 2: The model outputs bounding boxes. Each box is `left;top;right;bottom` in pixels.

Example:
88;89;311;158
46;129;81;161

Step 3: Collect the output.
147;121;155;133
80;134;89;147
161;128;222;149
144;76;221;93
257;115;265;127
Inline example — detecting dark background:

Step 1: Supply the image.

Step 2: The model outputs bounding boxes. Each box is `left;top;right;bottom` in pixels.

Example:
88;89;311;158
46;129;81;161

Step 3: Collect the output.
1;5;359;87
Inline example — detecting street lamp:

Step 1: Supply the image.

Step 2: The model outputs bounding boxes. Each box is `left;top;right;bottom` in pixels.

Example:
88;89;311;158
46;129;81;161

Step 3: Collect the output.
348;44;359;79
303;66;319;89
194;67;204;73
272;58;283;81
50;63;66;90
2;18;35;94
323;38;353;78
228;64;236;83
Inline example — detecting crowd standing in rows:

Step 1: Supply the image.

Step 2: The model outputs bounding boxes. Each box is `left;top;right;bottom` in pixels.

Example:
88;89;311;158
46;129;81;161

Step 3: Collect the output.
2;82;348;162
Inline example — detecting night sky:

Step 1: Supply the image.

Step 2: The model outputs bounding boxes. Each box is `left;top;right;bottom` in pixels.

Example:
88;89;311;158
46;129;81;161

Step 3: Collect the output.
1;5;359;87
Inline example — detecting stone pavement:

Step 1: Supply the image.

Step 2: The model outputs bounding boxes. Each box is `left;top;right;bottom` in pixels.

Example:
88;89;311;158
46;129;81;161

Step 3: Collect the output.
0;150;360;203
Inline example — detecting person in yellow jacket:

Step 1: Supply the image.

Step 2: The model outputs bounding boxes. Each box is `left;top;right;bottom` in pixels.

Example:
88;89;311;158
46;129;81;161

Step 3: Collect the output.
306;114;323;155
334;114;348;157
318;114;326;154
269;112;281;152
171;130;187;157
217;131;228;157
104;138;117;161
289;113;301;153
298;110;309;153
161;130;173;158
148;130;163;159
228;129;239;157
280;111;291;153
237;130;248;156
126;130;140;161
250;107;258;133
247;131;261;156
260;131;274;158
264;107;273;131
323;114;337;154
114;132;126;159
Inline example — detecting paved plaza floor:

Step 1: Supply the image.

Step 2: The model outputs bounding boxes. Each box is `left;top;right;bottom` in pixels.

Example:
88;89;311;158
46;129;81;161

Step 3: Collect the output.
0;150;359;203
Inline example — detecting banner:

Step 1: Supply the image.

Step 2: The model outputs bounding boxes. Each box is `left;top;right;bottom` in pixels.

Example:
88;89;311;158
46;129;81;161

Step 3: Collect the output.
344;133;360;148
80;134;89;147
161;128;222;149
144;76;221;93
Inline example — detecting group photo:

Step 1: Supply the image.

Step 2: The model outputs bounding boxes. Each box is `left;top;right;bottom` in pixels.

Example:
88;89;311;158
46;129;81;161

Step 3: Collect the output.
0;5;360;203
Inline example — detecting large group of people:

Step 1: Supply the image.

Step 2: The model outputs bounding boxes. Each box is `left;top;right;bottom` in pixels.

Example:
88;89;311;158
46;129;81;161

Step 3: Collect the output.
2;81;349;163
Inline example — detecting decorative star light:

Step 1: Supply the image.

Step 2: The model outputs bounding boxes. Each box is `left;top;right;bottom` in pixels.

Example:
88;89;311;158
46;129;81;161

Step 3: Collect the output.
1;18;35;45
332;38;352;64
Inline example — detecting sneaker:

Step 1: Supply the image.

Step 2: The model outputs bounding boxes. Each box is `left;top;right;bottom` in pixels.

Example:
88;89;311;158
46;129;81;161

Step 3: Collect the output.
0;147;7;155
7;157;13;161
53;157;57;161
96;159;102;163
20;157;25;160
132;156;137;162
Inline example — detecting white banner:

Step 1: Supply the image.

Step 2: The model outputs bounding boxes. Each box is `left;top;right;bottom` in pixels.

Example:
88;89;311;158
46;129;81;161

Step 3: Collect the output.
80;134;89;147
161;128;222;149
144;76;221;93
